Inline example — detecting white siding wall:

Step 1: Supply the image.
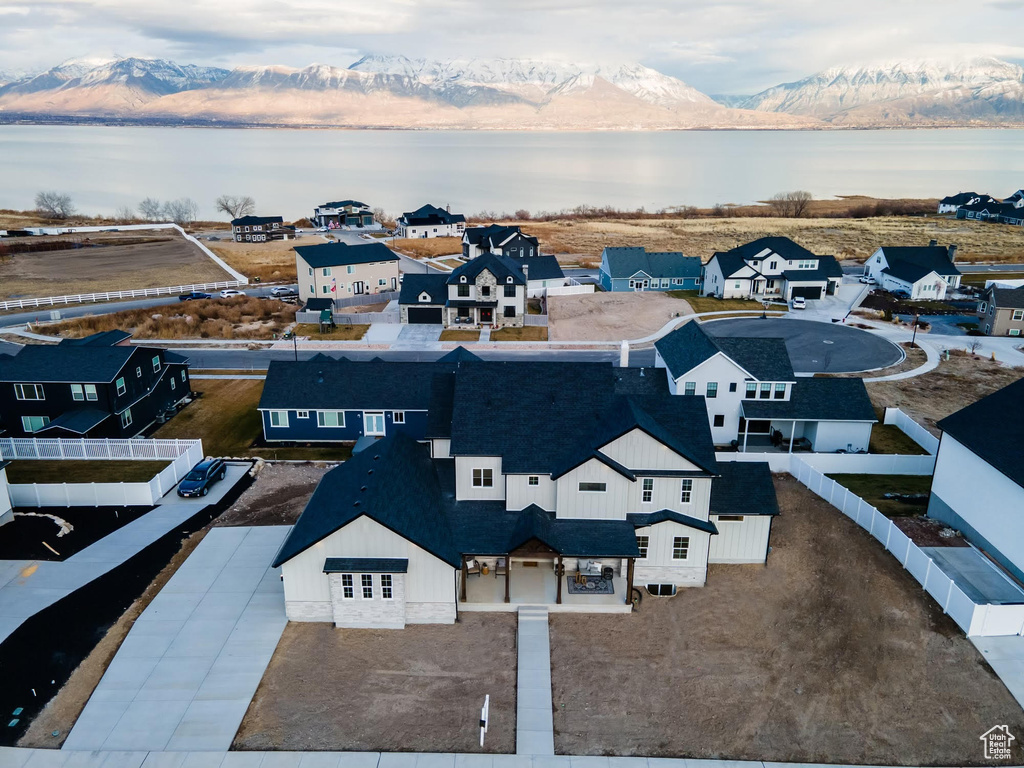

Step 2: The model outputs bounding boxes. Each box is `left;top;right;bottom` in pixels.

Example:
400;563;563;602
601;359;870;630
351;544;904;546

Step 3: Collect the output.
0;467;12;526
506;474;557;511
280;515;456;624
704;259;725;297
708;515;772;563
671;354;750;445
455;456;505;500
601;428;699;471
634;520;710;586
931;435;1024;577
804;421;873;453
431;439;451;459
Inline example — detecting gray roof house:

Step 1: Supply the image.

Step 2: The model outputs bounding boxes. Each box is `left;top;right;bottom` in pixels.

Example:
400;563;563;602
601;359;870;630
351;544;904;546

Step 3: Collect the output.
865;241;961;299
979;285;1024;337
294;241;400;304
599;247;703;292
703;237;843;302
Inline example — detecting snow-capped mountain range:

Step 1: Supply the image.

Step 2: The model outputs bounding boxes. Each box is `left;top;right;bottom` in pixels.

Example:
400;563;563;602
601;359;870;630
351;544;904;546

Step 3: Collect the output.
0;54;1022;128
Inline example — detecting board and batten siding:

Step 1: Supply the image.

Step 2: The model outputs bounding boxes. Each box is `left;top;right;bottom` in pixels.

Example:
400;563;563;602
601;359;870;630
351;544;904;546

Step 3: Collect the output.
803;420;872;453
633;520;711;586
431;438;451;459
280;515;456;624
455;456;504;500
708;515;772;563
506;473;557;511
601;428;700;471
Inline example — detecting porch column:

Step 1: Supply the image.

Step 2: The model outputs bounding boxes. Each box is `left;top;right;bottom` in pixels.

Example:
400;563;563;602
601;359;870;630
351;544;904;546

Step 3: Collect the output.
626;558;635;606
504;560;511;603
742;418;749;453
556;556;563;605
789;420;796;453
460;557;468;602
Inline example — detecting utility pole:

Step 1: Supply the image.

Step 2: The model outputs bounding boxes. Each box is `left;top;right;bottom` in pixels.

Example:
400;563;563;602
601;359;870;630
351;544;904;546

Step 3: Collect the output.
911;314;919;348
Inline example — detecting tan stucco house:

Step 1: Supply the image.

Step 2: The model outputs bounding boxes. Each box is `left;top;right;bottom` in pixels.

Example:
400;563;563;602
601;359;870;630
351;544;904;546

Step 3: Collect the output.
294;242;400;304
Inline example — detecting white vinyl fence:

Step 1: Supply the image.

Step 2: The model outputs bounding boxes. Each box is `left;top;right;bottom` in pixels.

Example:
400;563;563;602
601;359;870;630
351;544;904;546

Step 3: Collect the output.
717;452;936;475
4;438;204;508
791;458;1023;636
883;407;940;454
543;283;595;298
524;314;550;327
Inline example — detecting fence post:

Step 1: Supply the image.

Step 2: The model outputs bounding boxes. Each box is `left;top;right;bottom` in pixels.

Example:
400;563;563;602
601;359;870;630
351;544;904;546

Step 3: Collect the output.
943;580;953;613
64;483;70;508
923;559;932;590
33;484;40;506
903;542;912;568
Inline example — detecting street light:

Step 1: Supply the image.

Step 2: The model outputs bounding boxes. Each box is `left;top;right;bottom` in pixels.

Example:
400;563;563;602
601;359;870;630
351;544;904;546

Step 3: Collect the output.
911;314;919;348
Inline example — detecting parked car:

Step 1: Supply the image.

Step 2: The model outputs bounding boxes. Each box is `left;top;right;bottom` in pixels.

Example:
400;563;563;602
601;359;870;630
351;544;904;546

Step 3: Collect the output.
316;226;329;232
177;459;227;498
270;286;298;297
892;289;911;300
178;291;212;301
220;289;247;299
858;275;877;284
791;296;807;310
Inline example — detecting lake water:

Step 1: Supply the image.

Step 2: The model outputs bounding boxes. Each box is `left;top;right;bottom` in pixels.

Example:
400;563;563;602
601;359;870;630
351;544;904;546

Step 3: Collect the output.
2;126;1023;220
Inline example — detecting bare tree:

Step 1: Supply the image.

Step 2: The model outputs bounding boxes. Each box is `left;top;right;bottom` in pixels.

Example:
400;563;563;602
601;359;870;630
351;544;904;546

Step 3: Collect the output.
214;194;255;219
34;191;76;220
163;198;199;226
514;209;531;220
113;205;137;223
968;340;982;356
371;207;394;227
138;197;164;221
767;190;813;218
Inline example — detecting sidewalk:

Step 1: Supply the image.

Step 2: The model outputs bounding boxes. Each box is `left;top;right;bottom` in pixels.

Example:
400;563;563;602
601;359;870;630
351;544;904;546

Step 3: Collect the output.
515;607;553;756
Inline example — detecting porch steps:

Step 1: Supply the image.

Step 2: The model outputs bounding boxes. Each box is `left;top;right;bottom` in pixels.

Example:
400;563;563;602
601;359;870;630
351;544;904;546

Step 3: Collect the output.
516;606;554;756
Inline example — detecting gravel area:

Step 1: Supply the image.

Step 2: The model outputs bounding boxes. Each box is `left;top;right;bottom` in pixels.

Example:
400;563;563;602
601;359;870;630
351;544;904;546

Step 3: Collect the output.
548;292;692;341
214;462;332;527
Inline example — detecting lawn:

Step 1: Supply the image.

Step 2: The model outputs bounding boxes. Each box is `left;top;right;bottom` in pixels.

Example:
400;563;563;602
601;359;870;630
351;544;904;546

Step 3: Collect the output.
208;234;329;282
827;473;933;516
5;460;171;484
293;323;369;340
868;423;930;455
491;326;548;341
548;476;1021;763
440;329;480;341
666;290;767;312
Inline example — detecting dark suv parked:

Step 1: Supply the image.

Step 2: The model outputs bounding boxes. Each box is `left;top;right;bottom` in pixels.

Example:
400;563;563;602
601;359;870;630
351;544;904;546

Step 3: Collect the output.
177;459;227;498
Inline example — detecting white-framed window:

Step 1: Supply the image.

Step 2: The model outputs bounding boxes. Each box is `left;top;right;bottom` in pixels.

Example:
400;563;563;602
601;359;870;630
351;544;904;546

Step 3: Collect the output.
71;384;85;401
718;515;745;522
472;468;493;487
683;381;695;396
152;355;161;372
323;267;332;276
15;383;45;400
378;278;387;286
528;476;539;486
181;371;186;382
579;482;607;493
733;281;741;290
310;284;315;293
120;408;132;429
672;536;690;560
672;278;683;285
745;381;757;399
269;410;289;428
775;383;787;399
170;378;176;391
317;411;345;427
979;302;987;312
381;574;393;600
392;411;405;424
642;478;654;503
636;535;649;559
347;265;355;274
116;377;126;396
322;285;330;294
1011;329;1022;337
706;382;718;399
341;574;354;599
308;267;314;276
680;479;693;504
136;367;142;378
660;279;670;288
297;410;309;419
21;415;50;433
1013;310;1024;321
361;574;373;599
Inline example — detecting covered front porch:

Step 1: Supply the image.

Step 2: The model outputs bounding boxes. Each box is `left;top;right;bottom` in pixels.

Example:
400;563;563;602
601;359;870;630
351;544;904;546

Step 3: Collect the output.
447;302;499;328
735;417;812;453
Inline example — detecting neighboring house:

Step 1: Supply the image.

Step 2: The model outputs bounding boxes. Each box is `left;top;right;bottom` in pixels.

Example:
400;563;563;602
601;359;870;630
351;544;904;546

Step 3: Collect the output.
937;192;994;214
1005;189;1024;208
0;332;190;438
294;241;400;304
312;200;377;230
462;225;539;259
957;201;1024;227
703;237;843;302
0;461;12;527
979;285;1024;337
599;247;702;292
395;204;466;239
231;215;292;243
653;321;876;450
927;378;1024;583
510;255;565;298
398;252;528;327
271;358;780;628
864;241;961;299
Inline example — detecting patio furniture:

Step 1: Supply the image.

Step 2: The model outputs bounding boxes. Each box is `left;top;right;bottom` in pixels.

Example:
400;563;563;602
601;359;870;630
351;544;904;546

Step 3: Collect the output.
494;558;507;578
465;559;481;577
578;559;602;577
602;566;614;581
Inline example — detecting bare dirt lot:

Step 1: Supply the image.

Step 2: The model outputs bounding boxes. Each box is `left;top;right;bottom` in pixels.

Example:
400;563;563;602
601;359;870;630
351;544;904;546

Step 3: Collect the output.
208;234;328;282
234;614;517;753
215;463;330;527
0;232;233;300
550;476;1024;764
548;292;692;341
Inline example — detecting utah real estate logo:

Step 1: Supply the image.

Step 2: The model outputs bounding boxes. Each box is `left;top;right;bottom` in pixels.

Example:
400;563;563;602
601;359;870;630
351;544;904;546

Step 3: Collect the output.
981;725;1016;760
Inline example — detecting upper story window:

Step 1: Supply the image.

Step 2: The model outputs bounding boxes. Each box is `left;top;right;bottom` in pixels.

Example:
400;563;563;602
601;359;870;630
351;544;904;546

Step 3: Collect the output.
769;260;778;270
680;478;693;504
759;383;772;399
797;260;816;269
347;265;355;274
152;355;161;373
636;535;649;559
323;267;332;276
729;382;737;392
579;482;607;493
71;384;98;402
774;383;786;399
14;383;45;400
745;382;757;399
706;382;718;399
642;478;654;503
472;468;493;487
460;275;467;283
528;476;539;486
683;382;695;396
136;366;143;378
392;411;405;424
115;377;126;396
1014;310;1024;321
504;284;516;297
481;285;491;297
458;284;470;297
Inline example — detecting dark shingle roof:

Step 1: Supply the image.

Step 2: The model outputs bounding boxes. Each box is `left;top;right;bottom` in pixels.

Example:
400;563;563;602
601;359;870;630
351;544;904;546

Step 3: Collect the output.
273;433;460;568
0;345;139;383
58;330;132;347
399;204;465;226
781;256;844;282
399;273;449;305
879;245;961;282
304;298;334;312
627;510;719;534
425;372;456;439
940;192;986;206
319;200;368;209
710;462;780;517
294;241;398;269
990;286;1024;310
323;557;408;573
36;408;111;434
655;321;796;381
464;225;538;250
741;378;876;422
510;255;564;282
448;252;525;284
937;378;1024;491
437;347;481;364
716;236;820;262
601;247;702;280
232;215;283;226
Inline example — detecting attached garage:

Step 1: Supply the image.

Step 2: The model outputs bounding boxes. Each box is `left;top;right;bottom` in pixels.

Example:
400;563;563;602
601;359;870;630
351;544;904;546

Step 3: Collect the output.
407;307;443;324
790;286;823;300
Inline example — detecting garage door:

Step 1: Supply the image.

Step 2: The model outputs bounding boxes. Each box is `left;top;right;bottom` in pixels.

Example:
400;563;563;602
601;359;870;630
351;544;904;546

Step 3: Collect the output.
791;286;823;300
407;307;443;324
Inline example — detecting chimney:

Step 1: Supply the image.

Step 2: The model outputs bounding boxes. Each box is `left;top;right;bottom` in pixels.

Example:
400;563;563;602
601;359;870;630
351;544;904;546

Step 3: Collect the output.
928;239;938;247
947;244;958;263
446;204;451;213
620;340;629;368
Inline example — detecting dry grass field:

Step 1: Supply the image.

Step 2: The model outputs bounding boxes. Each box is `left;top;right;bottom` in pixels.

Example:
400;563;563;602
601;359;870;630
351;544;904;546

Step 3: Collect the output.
35;296;297;340
207;234;327;283
517;215;1024;264
0;232;233;300
391;237;462;259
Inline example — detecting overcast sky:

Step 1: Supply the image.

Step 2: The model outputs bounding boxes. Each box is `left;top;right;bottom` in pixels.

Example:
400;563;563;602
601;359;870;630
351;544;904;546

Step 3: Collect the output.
2;0;1023;94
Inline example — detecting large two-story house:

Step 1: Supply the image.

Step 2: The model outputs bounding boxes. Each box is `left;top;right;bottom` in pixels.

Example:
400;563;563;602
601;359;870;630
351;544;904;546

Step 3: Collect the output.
271;359;779;628
979;285;1024;337
864;241;962;299
395;204;466;239
937;192;995;214
231;215;292;243
653;321;876;451
703;237;843;302
0;332;190;438
462;225;540;260
294;241;400;304
311;201;377;230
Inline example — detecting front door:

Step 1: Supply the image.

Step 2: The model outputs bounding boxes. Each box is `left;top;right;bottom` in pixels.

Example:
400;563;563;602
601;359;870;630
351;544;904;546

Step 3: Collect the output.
364;412;385;436
480;308;493;323
353;281;365;295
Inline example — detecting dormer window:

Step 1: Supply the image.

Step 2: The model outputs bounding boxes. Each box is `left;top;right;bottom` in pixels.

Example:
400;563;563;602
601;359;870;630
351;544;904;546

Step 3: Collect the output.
460;275;467;283
506;276;513;283
419;293;430;303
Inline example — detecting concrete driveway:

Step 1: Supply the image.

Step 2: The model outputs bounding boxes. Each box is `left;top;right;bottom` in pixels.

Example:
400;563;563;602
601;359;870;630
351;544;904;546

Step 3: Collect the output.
391;325;443;350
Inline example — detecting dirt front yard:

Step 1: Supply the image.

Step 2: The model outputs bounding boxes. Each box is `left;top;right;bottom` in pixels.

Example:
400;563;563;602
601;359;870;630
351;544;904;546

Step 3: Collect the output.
234;614;517;753
550;476;1024;764
208;233;327;283
548;292;692;341
215;463;330;527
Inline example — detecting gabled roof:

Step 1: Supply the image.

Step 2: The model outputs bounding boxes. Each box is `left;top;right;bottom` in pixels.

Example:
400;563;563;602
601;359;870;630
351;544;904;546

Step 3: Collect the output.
231;215;283;226
626;510;719;534
710;462;780;517
437;347;481;364
601;247;702;280
712;237;825;274
0;344;141;384
323;557;408;573
398;204;466;227
880;264;943;285
989;286;1024;310
463;225;538;250
36;408;111;434
58;330;132;347
294;241;398;269
878;245;961;280
781;257;844;282
937;378;1024;491
399;273;448;305
448;252;526;285
510;255;564;282
741;377;877;422
940;192;988;206
654;321;796;382
507;505;640;557
272;432;460;568
318;200;368;209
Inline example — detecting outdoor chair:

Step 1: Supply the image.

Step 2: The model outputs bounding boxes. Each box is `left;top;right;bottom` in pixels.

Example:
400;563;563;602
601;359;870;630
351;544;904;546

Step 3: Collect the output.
494;558;508;578
465;559;481;577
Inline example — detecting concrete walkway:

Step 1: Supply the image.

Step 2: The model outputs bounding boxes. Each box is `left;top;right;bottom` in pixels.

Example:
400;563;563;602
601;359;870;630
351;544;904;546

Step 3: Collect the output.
515;607;553;756
973;635;1024;712
0;464;252;644
63;526;289;752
